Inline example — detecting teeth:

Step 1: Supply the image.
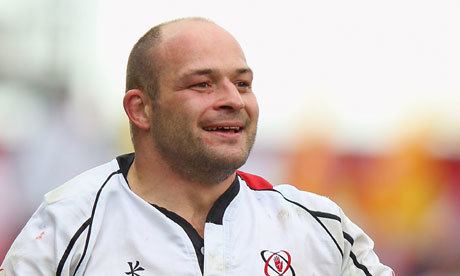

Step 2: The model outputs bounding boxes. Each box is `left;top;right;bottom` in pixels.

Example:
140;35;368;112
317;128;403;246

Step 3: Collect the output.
204;126;240;131
223;126;240;130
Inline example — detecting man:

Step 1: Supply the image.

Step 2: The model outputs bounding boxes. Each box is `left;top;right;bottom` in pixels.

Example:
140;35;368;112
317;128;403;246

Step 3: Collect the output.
1;18;394;275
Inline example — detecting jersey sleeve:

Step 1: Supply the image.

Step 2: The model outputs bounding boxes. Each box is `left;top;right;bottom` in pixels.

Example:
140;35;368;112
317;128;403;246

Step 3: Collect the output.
0;200;87;276
339;207;395;276
1;202;59;275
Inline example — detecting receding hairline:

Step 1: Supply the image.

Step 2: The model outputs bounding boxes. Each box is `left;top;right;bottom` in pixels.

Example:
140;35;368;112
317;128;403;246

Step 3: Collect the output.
154;17;247;71
125;17;217;93
159;17;215;28
154;17;216;45
145;17;217;63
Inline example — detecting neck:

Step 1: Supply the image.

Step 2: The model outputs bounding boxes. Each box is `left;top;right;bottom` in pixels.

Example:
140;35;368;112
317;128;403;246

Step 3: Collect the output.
127;151;236;237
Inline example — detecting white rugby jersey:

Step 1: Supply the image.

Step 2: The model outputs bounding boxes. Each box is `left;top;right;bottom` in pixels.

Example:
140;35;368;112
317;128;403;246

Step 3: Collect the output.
1;153;394;276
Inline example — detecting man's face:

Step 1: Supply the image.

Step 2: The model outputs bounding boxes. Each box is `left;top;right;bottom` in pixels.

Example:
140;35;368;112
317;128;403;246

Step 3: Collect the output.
149;21;259;184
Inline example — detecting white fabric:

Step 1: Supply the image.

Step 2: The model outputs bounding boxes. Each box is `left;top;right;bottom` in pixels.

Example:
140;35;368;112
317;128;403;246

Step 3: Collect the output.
1;158;394;275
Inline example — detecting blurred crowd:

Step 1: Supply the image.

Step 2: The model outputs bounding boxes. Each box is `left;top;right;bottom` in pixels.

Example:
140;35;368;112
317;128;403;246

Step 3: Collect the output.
287;133;460;275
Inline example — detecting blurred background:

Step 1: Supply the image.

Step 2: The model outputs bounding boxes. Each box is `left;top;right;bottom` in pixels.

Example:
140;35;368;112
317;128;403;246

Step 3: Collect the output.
1;0;459;274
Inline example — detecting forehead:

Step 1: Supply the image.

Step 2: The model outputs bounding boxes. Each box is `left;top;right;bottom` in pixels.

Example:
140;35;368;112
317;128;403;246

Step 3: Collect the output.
156;21;248;77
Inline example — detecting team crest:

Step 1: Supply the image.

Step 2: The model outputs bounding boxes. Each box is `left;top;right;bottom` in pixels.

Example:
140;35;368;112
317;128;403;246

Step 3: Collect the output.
260;250;295;276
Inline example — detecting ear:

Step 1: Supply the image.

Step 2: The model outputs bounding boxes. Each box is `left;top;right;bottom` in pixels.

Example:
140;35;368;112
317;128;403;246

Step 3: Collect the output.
123;89;152;130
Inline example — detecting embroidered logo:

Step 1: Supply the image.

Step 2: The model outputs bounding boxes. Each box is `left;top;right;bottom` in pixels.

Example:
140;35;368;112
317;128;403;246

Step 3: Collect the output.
260;250;295;276
125;261;145;276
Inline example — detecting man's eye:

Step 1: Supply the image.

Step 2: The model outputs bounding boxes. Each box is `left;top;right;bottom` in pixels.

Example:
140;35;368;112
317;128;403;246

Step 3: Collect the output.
191;82;211;89
235;81;251;89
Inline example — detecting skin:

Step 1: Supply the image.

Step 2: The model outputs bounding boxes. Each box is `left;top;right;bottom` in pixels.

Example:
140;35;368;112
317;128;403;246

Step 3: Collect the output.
123;19;259;236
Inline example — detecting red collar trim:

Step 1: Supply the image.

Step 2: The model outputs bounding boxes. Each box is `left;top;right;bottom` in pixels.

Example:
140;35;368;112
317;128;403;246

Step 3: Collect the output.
237;170;273;190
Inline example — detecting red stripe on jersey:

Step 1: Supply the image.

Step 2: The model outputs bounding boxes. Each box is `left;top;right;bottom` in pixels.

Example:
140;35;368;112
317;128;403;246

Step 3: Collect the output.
237;171;273;190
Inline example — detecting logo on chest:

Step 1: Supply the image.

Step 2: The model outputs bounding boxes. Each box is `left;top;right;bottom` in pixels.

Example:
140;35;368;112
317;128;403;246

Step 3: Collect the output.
125;261;145;276
260;250;295;276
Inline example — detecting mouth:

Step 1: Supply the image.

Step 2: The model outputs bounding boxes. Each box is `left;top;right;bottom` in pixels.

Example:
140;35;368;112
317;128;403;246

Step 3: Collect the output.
202;125;243;133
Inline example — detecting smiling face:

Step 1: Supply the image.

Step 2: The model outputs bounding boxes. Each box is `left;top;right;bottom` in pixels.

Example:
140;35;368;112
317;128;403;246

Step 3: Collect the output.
149;20;259;184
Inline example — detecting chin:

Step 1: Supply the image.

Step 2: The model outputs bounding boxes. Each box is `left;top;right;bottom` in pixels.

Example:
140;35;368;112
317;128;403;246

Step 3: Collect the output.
210;151;249;169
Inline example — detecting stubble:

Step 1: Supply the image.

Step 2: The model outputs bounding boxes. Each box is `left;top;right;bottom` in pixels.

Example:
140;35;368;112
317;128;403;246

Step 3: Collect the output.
150;107;257;185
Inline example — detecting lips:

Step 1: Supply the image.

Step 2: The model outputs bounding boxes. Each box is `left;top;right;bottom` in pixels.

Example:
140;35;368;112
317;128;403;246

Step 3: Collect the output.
202;122;245;134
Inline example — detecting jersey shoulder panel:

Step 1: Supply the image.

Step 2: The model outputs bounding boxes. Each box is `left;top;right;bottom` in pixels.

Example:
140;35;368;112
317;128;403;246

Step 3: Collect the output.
237;170;341;216
38;158;121;239
274;183;341;216
44;159;120;206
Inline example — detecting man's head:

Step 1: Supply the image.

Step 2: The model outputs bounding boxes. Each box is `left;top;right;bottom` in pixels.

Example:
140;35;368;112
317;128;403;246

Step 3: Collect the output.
123;18;259;184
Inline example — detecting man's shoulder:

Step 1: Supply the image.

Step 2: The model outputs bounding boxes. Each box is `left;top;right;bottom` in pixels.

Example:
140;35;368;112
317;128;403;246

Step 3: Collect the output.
238;170;341;216
43;158;121;208
274;184;341;216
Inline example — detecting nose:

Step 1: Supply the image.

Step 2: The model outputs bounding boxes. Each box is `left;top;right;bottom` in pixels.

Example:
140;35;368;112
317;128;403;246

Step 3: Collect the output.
215;79;245;111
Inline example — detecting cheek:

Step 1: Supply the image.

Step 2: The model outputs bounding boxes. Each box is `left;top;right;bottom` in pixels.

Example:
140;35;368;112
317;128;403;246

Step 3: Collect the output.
166;101;204;131
182;95;214;120
161;92;224;126
245;95;259;120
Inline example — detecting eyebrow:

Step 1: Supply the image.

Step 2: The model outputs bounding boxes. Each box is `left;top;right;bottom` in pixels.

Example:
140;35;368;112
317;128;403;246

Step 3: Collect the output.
236;67;253;75
180;67;253;78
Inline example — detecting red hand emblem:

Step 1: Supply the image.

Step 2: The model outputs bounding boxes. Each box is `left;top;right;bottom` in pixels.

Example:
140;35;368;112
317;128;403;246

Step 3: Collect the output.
274;255;283;272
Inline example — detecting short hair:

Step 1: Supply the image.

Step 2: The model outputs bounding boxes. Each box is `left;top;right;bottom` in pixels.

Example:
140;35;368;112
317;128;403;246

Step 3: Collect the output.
125;24;162;101
125;17;213;101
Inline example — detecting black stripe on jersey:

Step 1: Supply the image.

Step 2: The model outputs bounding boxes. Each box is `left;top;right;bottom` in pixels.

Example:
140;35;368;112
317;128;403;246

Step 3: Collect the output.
206;176;240;225
56;218;91;276
343;231;354;245
116;153;134;183
350;251;372;276
56;170;121;276
251;188;344;257
152;204;205;274
311;210;341;222
343;232;373;276
309;213;373;275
